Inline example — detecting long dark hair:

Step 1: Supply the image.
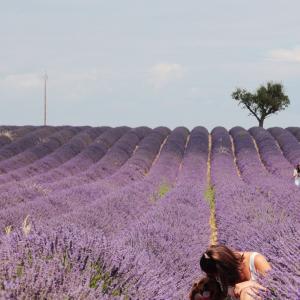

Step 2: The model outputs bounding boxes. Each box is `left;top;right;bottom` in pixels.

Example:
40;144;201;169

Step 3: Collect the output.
296;164;300;173
199;245;243;296
189;276;225;300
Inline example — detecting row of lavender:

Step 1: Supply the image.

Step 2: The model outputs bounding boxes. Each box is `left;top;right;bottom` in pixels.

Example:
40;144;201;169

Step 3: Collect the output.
213;127;300;299
0;125;299;299
0;126;153;228
0;126;211;299
0;125;298;198
0;125;296;233
2;124;298;227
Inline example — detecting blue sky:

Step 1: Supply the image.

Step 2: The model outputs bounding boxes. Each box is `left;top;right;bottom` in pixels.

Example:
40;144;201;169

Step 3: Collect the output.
1;0;299;130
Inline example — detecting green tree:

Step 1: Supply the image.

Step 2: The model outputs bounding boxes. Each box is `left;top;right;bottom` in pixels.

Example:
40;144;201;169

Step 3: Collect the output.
232;82;290;127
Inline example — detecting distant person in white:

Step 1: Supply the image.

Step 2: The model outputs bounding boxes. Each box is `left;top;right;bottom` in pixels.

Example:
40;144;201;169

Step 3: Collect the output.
293;163;300;186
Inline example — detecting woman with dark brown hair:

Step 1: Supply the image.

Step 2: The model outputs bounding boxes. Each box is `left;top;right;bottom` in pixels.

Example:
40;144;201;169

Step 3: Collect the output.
189;276;225;300
199;245;271;300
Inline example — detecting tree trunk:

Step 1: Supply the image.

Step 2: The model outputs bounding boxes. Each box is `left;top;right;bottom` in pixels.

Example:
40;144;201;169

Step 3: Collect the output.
258;118;264;127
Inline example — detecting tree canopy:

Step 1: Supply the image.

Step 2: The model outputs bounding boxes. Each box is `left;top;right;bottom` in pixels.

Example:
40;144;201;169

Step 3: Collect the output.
232;82;290;127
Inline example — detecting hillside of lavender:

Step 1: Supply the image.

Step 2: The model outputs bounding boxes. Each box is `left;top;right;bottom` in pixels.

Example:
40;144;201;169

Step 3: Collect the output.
0;125;299;299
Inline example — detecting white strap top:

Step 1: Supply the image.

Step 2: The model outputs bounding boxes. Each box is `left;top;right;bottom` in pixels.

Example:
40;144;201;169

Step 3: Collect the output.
249;252;259;280
227;252;259;299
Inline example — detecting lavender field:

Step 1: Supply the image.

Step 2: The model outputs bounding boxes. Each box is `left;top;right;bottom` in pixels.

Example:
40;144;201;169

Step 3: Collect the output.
0;125;299;299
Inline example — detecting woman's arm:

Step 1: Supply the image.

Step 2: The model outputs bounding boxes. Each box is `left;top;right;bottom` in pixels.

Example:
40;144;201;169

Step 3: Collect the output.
233;254;271;299
234;281;265;300
254;254;271;275
240;285;262;300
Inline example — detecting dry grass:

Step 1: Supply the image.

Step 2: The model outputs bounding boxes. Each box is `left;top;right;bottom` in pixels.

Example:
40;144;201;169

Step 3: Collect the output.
206;134;218;246
0;130;15;141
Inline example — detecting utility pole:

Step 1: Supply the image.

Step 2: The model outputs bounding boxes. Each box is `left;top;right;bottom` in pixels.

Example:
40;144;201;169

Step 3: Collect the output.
43;72;48;126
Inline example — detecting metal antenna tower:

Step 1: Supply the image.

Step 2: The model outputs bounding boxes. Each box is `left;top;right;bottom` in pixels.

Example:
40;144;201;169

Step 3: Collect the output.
43;72;48;126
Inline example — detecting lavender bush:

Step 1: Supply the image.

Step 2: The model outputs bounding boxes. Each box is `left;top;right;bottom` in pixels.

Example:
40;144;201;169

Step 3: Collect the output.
0;125;298;299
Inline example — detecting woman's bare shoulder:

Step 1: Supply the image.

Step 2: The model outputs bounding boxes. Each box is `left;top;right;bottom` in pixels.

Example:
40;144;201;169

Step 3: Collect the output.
253;253;271;274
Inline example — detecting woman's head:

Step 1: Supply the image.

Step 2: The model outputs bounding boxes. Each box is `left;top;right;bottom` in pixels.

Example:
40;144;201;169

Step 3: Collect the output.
189;276;225;300
199;245;243;294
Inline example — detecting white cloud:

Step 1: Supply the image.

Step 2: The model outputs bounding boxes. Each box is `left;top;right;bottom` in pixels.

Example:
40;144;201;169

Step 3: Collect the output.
268;46;300;62
0;69;114;102
0;73;41;89
148;63;184;89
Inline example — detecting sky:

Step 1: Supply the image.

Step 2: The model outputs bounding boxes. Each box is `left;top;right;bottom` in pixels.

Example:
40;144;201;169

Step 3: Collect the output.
0;0;299;130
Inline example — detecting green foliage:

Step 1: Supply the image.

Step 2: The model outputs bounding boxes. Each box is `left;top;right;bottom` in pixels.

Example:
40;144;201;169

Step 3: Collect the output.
62;249;72;272
90;273;102;289
89;262;134;297
158;182;171;197
44;255;54;261
101;272;113;293
89;263;103;289
16;264;24;278
232;81;290;127
27;249;33;267
89;263;117;295
149;181;171;202
111;289;122;296
204;184;215;210
205;184;218;245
